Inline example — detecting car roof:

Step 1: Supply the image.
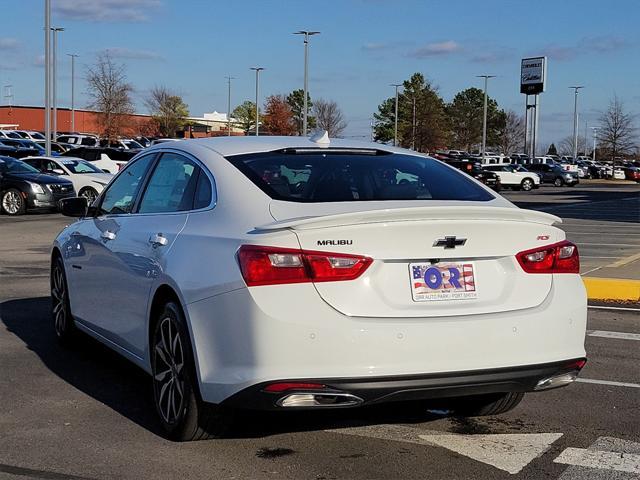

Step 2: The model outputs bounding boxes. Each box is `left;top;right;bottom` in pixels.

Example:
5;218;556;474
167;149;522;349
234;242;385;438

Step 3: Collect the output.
170;135;412;158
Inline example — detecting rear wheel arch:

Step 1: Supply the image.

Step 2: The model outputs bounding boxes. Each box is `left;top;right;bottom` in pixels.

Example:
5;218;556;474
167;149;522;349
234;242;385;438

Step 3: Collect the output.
148;285;197;373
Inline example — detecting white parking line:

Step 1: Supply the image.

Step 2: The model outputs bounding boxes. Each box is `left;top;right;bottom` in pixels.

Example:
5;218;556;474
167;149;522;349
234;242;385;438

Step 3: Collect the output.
576;378;640;388
554;447;640;474
588;330;640;341
588;305;640;312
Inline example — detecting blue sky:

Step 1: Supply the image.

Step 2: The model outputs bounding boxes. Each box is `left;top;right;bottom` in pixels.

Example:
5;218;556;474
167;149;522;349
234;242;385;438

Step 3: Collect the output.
1;0;639;146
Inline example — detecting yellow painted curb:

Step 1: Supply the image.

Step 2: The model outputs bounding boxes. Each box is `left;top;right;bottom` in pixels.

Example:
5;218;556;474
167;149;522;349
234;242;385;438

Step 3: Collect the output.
583;277;640;302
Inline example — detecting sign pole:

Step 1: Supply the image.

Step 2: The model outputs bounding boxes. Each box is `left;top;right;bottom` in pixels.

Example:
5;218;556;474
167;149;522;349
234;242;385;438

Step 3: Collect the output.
523;94;529;157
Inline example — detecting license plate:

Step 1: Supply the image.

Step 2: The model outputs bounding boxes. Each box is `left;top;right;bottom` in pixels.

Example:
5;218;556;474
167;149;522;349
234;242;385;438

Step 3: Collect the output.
410;262;477;302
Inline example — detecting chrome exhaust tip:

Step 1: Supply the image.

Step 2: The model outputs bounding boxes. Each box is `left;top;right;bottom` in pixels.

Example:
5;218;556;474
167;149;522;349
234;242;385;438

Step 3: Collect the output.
534;370;580;391
276;392;364;408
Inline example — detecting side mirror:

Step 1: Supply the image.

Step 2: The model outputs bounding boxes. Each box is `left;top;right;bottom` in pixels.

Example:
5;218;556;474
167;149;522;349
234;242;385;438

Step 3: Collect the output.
59;197;88;217
51;168;65;175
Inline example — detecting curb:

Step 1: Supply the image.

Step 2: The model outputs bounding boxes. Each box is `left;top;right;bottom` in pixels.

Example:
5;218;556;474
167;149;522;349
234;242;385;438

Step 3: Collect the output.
583;277;640;302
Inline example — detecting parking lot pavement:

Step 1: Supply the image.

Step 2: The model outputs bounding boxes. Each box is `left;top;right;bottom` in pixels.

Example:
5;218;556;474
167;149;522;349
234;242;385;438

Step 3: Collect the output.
1;209;639;479
503;182;640;284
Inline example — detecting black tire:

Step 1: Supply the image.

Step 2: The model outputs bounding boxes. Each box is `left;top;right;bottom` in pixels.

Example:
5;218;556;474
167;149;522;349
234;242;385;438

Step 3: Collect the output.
1;188;26;215
151;301;232;441
78;187;99;206
554;177;564;187
452;392;524;417
521;178;534;191
51;256;76;345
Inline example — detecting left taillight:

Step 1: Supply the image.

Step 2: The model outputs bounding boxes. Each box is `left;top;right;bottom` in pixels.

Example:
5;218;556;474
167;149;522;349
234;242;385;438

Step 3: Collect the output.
516;240;579;274
237;245;372;287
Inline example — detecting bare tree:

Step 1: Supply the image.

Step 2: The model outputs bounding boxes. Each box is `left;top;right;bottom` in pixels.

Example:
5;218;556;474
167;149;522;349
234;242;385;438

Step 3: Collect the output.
145;86;189;137
313;98;348;137
597;96;636;167
86;52;134;140
497;110;524;155
559;135;587;156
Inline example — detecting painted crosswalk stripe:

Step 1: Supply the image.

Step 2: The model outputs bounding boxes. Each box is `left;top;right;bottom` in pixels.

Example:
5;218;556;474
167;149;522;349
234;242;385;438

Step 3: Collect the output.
555;447;640;474
588;330;640;341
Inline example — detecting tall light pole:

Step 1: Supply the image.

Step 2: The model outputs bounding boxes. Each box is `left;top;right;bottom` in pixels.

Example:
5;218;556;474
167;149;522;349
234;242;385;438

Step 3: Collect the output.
294;30;320;136
477;75;495;162
67;53;78;132
250;67;264;136
570;86;584;160
225;76;234;136
44;0;51;155
591;126;598;162
51;27;64;140
390;84;402;147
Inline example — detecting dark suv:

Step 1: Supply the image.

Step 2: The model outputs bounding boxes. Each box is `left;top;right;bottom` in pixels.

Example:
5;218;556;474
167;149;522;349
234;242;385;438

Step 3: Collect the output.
0;156;75;215
527;163;579;187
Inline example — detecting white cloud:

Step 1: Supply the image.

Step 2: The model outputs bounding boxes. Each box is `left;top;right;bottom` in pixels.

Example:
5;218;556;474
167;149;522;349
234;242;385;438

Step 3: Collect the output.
33;54;46;68
0;38;20;49
102;47;164;60
53;0;162;22
409;40;460;58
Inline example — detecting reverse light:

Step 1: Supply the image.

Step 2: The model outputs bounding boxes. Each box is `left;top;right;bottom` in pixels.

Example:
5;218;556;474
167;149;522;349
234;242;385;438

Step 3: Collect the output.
237;245;372;286
516;240;579;274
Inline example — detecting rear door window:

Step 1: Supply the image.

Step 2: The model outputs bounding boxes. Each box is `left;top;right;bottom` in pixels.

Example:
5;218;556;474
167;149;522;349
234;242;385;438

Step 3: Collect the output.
226;150;494;202
137;153;200;214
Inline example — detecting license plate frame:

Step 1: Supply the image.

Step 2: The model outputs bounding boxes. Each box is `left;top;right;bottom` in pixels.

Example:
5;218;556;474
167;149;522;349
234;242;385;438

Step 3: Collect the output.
409;262;478;302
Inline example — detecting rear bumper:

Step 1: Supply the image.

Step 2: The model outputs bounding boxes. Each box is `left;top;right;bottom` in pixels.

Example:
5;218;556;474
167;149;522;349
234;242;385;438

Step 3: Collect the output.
222;358;587;410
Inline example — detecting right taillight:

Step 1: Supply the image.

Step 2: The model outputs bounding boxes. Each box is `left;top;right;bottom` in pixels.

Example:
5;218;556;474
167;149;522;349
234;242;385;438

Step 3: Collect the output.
237;245;372;287
516;240;579;274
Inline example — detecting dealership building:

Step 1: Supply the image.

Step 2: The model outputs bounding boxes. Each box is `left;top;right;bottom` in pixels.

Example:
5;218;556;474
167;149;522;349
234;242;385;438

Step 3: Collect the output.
0;105;243;137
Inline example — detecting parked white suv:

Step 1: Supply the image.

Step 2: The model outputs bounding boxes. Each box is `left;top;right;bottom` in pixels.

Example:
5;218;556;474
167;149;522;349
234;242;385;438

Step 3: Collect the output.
56;134;99;147
482;164;540;191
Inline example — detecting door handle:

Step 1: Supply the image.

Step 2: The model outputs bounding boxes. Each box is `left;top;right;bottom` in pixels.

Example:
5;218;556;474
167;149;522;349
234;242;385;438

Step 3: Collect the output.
149;233;168;248
101;230;116;241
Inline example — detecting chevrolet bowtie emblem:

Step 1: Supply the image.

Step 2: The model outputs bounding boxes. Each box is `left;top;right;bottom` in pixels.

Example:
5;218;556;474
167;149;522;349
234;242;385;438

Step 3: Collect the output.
433;236;467;249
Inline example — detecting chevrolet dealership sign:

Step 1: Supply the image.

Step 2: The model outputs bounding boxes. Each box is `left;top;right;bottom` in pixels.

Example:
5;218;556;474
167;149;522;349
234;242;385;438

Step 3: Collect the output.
520;57;547;94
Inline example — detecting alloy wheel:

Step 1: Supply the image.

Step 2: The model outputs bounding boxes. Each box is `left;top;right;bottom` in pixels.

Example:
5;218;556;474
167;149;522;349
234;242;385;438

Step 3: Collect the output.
2;191;22;215
80;188;98;205
51;264;68;337
153;317;186;425
522;179;533;191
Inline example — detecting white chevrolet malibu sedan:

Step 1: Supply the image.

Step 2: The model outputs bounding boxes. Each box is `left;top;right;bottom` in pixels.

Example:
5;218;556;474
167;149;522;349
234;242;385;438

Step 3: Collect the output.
52;134;587;441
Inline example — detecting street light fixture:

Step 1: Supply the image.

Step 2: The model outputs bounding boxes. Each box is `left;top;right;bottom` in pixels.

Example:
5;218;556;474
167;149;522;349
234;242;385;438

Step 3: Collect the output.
570;86;584;160
477;75;495;162
250;67;265;136
225;76;234;136
293;30;320;136
51;27;64;140
390;84;402;147
67;53;79;133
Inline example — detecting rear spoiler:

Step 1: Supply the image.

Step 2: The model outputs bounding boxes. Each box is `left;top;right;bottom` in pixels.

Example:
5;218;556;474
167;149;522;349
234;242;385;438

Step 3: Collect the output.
256;206;562;231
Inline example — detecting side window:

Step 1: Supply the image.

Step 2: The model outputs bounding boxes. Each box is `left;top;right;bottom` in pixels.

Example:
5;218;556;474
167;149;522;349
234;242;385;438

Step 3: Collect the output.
193;170;213;209
99;154;155;215
137;153;199;214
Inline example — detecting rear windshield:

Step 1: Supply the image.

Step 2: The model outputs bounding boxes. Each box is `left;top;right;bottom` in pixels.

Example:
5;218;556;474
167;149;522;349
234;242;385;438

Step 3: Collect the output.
226;150;494;202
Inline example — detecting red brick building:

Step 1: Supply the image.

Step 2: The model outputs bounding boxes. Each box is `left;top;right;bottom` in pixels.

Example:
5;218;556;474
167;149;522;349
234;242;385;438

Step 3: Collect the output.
0;105;157;136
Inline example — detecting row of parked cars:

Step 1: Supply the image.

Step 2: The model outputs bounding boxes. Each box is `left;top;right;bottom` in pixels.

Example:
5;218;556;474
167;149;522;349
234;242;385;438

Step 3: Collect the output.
0;131;183;215
437;150;640;185
436;153;579;191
